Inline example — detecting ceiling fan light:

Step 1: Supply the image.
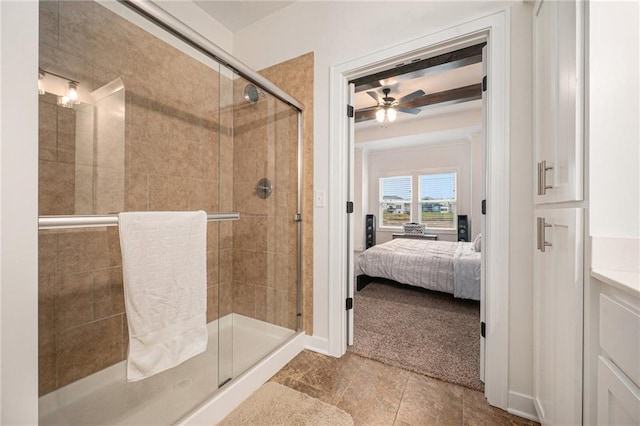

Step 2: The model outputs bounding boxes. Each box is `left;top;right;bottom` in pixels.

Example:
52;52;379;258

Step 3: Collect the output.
375;108;385;123
387;107;397;122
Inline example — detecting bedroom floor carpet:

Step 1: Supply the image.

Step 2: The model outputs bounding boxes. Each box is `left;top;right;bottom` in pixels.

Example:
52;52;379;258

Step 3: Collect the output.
349;281;484;391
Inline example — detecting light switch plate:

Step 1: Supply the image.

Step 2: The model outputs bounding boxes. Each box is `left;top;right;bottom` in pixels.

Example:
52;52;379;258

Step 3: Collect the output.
315;190;325;207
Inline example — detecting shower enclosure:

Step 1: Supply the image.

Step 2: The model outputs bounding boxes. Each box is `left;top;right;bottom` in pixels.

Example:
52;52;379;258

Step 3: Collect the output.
37;1;303;424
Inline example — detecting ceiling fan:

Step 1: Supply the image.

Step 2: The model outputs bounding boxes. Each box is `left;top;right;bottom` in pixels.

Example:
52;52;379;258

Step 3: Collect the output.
364;87;425;124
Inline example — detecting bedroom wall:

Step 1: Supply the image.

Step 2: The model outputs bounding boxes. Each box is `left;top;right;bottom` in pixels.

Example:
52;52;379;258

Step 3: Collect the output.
365;140;476;244
232;0;535;412
355;106;483;247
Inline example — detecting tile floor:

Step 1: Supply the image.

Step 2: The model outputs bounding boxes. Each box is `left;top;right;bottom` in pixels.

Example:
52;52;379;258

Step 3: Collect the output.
270;350;539;426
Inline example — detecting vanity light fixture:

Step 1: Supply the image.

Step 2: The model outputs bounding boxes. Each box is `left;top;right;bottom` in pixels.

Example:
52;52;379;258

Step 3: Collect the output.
39;68;80;108
58;81;79;108
38;71;45;95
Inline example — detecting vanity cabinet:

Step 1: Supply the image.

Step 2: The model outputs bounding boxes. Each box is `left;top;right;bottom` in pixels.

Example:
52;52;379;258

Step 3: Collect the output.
591;281;640;426
598;357;640;425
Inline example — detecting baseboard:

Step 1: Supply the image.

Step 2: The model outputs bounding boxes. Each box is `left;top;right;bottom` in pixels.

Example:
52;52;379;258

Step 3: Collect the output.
507;391;539;422
305;335;330;355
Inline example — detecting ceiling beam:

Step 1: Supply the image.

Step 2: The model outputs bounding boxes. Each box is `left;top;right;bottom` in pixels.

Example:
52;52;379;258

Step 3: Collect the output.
350;43;486;93
355;83;482;123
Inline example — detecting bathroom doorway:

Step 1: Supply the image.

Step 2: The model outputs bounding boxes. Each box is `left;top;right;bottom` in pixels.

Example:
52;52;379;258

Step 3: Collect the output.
345;41;487;391
328;11;511;407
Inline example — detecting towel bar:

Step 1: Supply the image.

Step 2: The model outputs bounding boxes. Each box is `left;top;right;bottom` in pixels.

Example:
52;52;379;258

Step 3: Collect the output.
38;212;240;230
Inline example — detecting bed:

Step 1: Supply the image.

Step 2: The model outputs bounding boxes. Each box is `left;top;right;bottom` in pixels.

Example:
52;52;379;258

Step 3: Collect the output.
356;237;481;301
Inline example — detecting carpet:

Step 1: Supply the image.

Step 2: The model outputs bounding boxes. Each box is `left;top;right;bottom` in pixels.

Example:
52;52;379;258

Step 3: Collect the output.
218;382;354;426
349;281;484;391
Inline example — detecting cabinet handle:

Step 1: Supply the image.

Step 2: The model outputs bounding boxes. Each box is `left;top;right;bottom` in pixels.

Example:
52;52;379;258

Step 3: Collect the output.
537;160;554;195
536;217;552;252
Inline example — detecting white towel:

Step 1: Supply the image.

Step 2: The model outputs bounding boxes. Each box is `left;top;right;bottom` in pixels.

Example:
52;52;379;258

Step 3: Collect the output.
118;211;208;382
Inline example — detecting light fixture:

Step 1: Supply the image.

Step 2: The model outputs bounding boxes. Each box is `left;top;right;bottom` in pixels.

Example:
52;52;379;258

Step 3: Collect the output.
57;81;80;108
38;71;45;95
386;107;397;122
67;81;78;103
375;105;398;124
374;88;399;126
38;68;80;108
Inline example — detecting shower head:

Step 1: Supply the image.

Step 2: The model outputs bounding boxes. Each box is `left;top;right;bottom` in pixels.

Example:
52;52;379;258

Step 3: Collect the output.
244;84;260;104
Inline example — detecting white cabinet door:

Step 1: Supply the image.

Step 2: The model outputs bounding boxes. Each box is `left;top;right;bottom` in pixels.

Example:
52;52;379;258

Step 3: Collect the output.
534;208;583;425
598;357;640;425
533;0;584;204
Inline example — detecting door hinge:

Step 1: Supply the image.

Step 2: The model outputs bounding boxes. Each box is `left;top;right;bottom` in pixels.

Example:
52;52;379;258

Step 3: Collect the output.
481;199;486;215
346;297;353;310
347;104;354;118
481;321;486;338
346;201;354;214
482;75;487;92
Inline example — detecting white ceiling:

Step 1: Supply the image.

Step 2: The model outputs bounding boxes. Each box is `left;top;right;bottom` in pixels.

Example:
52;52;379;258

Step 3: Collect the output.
194;0;483;140
194;1;294;32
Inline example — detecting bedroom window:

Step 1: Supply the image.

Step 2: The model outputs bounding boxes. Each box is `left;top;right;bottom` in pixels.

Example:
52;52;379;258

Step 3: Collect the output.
379;176;412;227
419;172;456;229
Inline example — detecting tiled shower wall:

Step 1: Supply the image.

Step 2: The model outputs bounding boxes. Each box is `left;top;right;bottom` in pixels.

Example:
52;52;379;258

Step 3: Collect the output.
228;52;315;332
38;1;229;395
38;0;310;398
259;53;315;333
231;79;298;329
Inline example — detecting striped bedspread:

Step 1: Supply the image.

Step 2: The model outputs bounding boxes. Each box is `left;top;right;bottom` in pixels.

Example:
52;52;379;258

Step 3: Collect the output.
357;238;480;300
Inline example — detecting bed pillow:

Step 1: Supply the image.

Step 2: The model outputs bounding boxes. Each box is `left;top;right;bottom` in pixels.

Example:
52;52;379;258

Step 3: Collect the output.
473;233;482;252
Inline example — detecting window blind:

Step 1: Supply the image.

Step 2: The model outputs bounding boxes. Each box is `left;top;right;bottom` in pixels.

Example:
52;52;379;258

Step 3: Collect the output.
380;176;412;201
419;173;456;201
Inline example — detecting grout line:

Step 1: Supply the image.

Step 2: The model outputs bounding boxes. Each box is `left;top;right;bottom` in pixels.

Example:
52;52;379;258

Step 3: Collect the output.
393;373;410;425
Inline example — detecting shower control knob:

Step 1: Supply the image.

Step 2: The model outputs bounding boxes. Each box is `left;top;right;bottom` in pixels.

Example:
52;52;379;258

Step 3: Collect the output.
255;178;273;199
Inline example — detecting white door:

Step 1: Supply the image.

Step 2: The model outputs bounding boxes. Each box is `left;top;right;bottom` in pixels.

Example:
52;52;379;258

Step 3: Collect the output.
533;208;583;425
479;45;487;383
346;82;356;345
533;0;584;204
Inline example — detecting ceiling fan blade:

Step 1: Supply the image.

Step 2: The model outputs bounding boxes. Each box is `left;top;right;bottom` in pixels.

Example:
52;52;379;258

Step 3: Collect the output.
366;91;384;103
397;89;426;104
355;106;378;113
397;107;422;115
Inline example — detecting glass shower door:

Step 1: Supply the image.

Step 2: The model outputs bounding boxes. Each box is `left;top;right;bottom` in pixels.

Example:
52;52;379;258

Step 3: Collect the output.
217;71;300;384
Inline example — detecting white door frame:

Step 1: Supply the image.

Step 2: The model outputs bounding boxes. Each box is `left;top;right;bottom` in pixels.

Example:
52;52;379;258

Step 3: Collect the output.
327;9;510;409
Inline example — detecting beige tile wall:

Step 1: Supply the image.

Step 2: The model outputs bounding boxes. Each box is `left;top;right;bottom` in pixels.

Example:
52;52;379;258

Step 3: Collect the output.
231;79;299;329
38;0;310;397
38;1;225;395
260;53;315;334
39;1;313;394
